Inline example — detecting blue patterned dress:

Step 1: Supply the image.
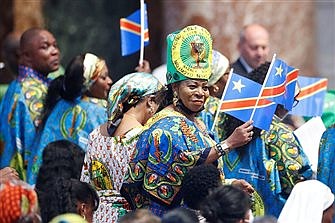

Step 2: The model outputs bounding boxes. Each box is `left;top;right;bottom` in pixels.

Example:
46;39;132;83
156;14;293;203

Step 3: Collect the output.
27;96;107;185
199;96;227;142
317;125;335;222
221;115;312;217
121;108;220;217
0;66;50;181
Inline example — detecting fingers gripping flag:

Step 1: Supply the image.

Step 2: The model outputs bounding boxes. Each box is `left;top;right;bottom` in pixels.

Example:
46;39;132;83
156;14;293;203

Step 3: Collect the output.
220;73;277;131
120;4;149;56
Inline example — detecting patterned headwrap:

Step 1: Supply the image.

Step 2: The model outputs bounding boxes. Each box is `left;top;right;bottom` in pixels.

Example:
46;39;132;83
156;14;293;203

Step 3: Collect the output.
49;213;87;223
83;53;106;91
0;180;39;223
166;25;213;85
107;72;164;134
207;50;229;86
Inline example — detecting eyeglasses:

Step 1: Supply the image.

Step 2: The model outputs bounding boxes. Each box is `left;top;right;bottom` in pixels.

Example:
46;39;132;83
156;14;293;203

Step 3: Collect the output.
293;98;300;108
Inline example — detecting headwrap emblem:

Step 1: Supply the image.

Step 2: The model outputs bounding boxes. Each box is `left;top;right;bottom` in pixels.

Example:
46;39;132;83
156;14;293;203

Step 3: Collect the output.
166;25;212;84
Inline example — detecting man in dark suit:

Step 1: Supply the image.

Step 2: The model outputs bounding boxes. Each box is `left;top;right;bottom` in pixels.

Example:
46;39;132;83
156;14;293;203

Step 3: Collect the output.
232;24;269;77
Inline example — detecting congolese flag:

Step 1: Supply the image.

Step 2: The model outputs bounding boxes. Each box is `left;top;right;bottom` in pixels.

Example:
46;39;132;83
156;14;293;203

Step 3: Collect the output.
290;76;328;117
261;58;298;111
220;72;277;131
120;4;149;56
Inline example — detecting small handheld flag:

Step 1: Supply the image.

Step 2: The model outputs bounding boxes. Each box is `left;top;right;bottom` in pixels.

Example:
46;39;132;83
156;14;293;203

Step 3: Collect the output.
220;72;277;131
260;55;298;111
290;76;328;117
120;3;149;56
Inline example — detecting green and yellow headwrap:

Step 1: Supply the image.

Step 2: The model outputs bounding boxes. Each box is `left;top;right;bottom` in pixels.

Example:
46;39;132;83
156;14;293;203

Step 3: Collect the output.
166;25;213;85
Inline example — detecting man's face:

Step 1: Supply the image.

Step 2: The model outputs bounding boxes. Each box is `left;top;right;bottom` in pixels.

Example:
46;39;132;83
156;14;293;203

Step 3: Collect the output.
238;25;269;70
26;30;60;75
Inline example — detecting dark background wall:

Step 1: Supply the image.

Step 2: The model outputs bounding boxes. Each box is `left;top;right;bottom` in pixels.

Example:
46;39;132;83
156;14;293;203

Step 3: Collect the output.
43;0;163;81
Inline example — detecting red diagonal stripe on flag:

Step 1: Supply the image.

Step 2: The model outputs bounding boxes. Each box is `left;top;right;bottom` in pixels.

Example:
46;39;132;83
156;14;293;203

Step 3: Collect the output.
286;68;299;86
261;68;298;98
220;98;274;111
120;18;149;39
296;79;328;100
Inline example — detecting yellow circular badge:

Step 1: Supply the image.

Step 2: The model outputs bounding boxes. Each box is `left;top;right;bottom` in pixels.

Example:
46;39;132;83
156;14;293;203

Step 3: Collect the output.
171;25;212;80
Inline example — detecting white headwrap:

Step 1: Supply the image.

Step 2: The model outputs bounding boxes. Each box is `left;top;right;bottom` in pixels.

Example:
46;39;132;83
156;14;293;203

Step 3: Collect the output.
207;50;229;86
278;180;334;223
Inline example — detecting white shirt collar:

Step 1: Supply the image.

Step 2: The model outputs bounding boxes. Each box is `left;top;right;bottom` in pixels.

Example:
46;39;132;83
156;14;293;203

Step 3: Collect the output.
239;56;254;73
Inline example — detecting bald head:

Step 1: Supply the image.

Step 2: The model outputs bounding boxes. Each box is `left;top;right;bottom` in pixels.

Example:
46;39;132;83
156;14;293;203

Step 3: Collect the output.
238;24;270;69
19;28;60;75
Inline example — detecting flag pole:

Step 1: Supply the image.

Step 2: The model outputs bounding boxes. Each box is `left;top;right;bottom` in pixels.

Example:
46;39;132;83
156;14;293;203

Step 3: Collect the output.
250;54;276;121
211;68;234;132
139;0;145;66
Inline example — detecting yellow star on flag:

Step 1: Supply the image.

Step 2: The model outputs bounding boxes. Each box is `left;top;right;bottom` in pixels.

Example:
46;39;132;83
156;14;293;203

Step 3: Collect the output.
275;64;283;77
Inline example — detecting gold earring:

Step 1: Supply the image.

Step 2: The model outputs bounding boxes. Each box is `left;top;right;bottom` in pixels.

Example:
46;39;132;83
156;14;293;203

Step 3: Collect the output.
173;91;178;107
82;214;86;220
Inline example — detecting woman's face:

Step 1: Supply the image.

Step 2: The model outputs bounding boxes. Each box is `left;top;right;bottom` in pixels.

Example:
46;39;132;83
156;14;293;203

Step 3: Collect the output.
89;65;113;99
176;79;209;112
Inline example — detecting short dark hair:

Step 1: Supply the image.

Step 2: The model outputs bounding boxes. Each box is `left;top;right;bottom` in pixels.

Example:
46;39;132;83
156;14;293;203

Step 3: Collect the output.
200;185;251;223
181;164;221;209
162;208;199;223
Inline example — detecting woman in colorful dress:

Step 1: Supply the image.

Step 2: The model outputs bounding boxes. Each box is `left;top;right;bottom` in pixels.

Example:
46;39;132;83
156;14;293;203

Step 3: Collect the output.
27;53;112;184
80;72;165;223
121;25;254;217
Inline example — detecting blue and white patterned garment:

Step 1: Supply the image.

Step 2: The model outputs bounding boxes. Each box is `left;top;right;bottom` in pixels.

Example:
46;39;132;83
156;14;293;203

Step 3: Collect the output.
27;96;107;184
222;116;312;217
0;65;50;181
317;125;335;222
121;108;220;217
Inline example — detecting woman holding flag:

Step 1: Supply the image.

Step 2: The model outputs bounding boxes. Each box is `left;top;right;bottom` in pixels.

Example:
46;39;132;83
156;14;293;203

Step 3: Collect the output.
121;25;254;217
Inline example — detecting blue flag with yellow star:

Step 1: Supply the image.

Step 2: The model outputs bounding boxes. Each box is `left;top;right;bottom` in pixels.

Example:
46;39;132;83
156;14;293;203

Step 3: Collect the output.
261;58;288;106
220;72;277;130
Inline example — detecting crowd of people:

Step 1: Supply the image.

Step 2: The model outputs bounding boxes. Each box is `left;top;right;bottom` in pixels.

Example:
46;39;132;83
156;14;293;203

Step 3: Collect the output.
0;22;334;223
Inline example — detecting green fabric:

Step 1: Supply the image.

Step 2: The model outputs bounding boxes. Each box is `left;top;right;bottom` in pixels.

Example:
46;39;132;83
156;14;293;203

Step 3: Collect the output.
0;84;9;102
321;90;335;128
166;25;212;85
303;90;335;127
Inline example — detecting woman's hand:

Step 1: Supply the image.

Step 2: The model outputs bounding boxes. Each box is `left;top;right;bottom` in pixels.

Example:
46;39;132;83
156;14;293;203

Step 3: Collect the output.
225;120;254;149
232;179;255;194
0;167;19;183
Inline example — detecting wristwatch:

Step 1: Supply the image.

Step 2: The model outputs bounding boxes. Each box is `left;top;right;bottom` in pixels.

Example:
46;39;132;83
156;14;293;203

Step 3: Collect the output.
215;140;230;157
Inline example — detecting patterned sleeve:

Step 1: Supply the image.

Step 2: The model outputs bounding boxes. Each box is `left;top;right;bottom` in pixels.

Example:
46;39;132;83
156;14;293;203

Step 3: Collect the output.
122;116;213;208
